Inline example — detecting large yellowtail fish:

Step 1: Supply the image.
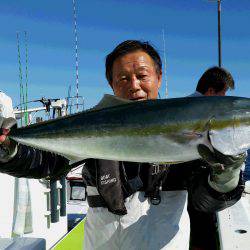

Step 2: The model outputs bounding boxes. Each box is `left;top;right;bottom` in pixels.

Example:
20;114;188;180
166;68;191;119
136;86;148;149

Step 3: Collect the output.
8;95;250;163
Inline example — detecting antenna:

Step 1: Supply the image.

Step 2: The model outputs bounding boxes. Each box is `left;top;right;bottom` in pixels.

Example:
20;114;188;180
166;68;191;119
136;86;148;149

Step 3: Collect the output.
162;28;168;97
72;0;80;111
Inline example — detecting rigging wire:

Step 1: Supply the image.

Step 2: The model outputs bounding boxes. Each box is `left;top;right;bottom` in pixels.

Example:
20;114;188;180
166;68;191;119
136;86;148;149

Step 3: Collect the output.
72;0;80;112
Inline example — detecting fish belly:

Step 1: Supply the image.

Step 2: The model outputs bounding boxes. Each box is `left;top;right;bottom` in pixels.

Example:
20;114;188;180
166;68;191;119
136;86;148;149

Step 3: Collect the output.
61;135;204;163
12;134;207;163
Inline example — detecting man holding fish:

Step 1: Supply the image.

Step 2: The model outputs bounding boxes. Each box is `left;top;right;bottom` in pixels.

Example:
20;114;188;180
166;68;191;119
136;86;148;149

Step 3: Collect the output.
0;40;247;249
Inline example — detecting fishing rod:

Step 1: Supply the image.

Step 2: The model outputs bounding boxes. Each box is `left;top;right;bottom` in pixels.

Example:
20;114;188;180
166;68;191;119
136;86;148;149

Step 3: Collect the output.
16;32;24;126
162;28;168;98
24;31;29;124
16;31;30;125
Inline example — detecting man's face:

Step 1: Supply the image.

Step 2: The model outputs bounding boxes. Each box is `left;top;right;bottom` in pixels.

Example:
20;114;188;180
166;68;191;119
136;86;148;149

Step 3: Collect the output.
204;86;228;96
110;50;162;100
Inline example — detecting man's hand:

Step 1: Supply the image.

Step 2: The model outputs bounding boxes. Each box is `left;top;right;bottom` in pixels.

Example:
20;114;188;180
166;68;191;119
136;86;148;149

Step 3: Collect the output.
0;117;17;163
197;144;246;193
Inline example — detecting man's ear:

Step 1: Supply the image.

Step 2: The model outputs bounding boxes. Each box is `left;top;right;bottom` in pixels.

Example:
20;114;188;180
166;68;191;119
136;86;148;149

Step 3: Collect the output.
109;81;114;89
109;81;115;93
157;70;162;89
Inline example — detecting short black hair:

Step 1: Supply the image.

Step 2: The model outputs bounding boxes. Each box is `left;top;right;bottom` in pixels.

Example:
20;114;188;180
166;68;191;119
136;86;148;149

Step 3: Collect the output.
105;40;162;84
196;66;235;94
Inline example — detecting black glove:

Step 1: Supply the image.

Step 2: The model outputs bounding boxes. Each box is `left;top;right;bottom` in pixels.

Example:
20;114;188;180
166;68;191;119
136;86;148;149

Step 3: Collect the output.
0;117;17;163
197;144;246;192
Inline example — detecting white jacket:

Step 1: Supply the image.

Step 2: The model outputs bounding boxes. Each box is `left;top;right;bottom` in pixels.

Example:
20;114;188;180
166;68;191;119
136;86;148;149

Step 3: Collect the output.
84;190;190;250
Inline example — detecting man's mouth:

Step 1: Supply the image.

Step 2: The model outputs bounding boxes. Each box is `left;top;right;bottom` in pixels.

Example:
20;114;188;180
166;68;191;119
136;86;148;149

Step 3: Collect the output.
129;97;146;101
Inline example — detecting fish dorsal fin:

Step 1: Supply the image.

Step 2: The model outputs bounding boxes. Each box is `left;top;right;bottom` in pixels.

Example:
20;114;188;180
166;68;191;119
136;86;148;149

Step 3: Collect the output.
92;94;132;111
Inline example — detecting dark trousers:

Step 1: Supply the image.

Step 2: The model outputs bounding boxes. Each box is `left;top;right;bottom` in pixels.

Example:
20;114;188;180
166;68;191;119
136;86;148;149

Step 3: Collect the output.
188;203;218;250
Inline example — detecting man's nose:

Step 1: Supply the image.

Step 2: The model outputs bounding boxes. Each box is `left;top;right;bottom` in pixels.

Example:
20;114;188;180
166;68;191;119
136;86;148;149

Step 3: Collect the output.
129;75;141;91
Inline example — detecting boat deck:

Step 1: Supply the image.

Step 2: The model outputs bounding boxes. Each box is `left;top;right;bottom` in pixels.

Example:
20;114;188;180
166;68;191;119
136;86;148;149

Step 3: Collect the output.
217;193;250;250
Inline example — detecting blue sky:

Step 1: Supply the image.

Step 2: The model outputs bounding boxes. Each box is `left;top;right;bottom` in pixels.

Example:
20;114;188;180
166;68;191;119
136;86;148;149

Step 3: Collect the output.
1;0;250;109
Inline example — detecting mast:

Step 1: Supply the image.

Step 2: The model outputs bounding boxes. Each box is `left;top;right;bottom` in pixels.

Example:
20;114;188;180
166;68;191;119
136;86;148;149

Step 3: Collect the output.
208;0;222;66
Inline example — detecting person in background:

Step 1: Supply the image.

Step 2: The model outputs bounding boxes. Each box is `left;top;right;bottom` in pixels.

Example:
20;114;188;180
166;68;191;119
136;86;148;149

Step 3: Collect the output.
189;66;234;97
0;42;246;250
188;66;236;250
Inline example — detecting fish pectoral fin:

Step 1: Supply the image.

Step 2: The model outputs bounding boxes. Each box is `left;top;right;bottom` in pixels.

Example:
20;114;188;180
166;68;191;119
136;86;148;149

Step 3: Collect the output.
203;116;215;132
182;131;203;139
183;116;215;140
91;94;132;110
